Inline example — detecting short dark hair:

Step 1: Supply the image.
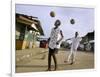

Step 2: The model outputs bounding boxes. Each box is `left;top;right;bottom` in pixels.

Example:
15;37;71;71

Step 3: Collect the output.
55;19;61;26
75;32;78;35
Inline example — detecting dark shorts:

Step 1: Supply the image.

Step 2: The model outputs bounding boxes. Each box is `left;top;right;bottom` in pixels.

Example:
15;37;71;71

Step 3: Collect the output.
49;48;59;54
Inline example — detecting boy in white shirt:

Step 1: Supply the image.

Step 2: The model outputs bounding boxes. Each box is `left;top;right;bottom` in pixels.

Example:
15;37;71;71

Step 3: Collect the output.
64;32;82;65
47;20;63;71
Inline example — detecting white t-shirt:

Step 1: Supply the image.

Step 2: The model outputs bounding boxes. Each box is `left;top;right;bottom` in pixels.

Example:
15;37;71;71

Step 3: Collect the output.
49;27;61;49
71;37;82;50
56;33;62;48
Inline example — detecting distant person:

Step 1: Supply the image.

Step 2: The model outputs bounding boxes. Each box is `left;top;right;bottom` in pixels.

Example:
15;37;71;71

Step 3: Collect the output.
47;19;63;71
64;32;82;65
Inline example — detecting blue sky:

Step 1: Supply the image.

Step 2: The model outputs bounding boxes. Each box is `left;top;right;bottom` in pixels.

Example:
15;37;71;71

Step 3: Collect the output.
16;4;94;40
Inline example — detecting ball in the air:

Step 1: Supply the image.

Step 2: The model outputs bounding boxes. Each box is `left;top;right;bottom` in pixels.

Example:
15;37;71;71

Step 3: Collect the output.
50;11;55;17
70;19;75;24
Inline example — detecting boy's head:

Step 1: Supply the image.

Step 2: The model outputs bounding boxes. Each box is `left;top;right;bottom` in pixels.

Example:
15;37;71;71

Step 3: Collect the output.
54;19;61;27
75;32;78;37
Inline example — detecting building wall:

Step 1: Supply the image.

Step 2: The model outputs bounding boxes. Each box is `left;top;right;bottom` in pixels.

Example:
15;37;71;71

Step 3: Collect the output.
16;22;40;50
16;23;26;50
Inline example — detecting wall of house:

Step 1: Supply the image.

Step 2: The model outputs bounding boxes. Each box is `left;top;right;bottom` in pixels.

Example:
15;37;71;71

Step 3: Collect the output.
16;22;26;50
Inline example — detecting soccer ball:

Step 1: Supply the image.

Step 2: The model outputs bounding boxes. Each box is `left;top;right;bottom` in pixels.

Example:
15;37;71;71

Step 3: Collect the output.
50;11;55;17
70;19;75;24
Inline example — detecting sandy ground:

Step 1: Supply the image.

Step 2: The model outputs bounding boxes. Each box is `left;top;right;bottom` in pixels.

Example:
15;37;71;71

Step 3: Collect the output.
16;48;94;73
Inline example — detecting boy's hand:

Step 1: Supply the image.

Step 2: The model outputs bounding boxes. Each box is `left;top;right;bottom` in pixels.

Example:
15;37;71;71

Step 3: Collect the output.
56;41;59;45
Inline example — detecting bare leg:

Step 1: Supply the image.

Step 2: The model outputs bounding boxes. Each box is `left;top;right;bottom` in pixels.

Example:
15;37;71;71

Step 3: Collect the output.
47;53;52;71
52;54;57;71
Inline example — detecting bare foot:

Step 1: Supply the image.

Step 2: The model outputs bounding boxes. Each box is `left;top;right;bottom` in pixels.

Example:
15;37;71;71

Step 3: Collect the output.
64;60;68;63
69;62;75;65
46;69;51;71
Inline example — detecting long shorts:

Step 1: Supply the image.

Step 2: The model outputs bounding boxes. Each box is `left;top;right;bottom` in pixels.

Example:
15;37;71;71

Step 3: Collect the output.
49;48;58;54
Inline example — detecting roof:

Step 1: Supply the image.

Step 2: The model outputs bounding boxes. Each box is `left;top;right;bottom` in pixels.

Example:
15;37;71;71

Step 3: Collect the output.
16;13;44;35
86;31;94;37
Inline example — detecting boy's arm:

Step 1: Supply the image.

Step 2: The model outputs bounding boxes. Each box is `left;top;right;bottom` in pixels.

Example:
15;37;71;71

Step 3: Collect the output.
48;37;50;43
48;28;53;43
56;30;64;44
